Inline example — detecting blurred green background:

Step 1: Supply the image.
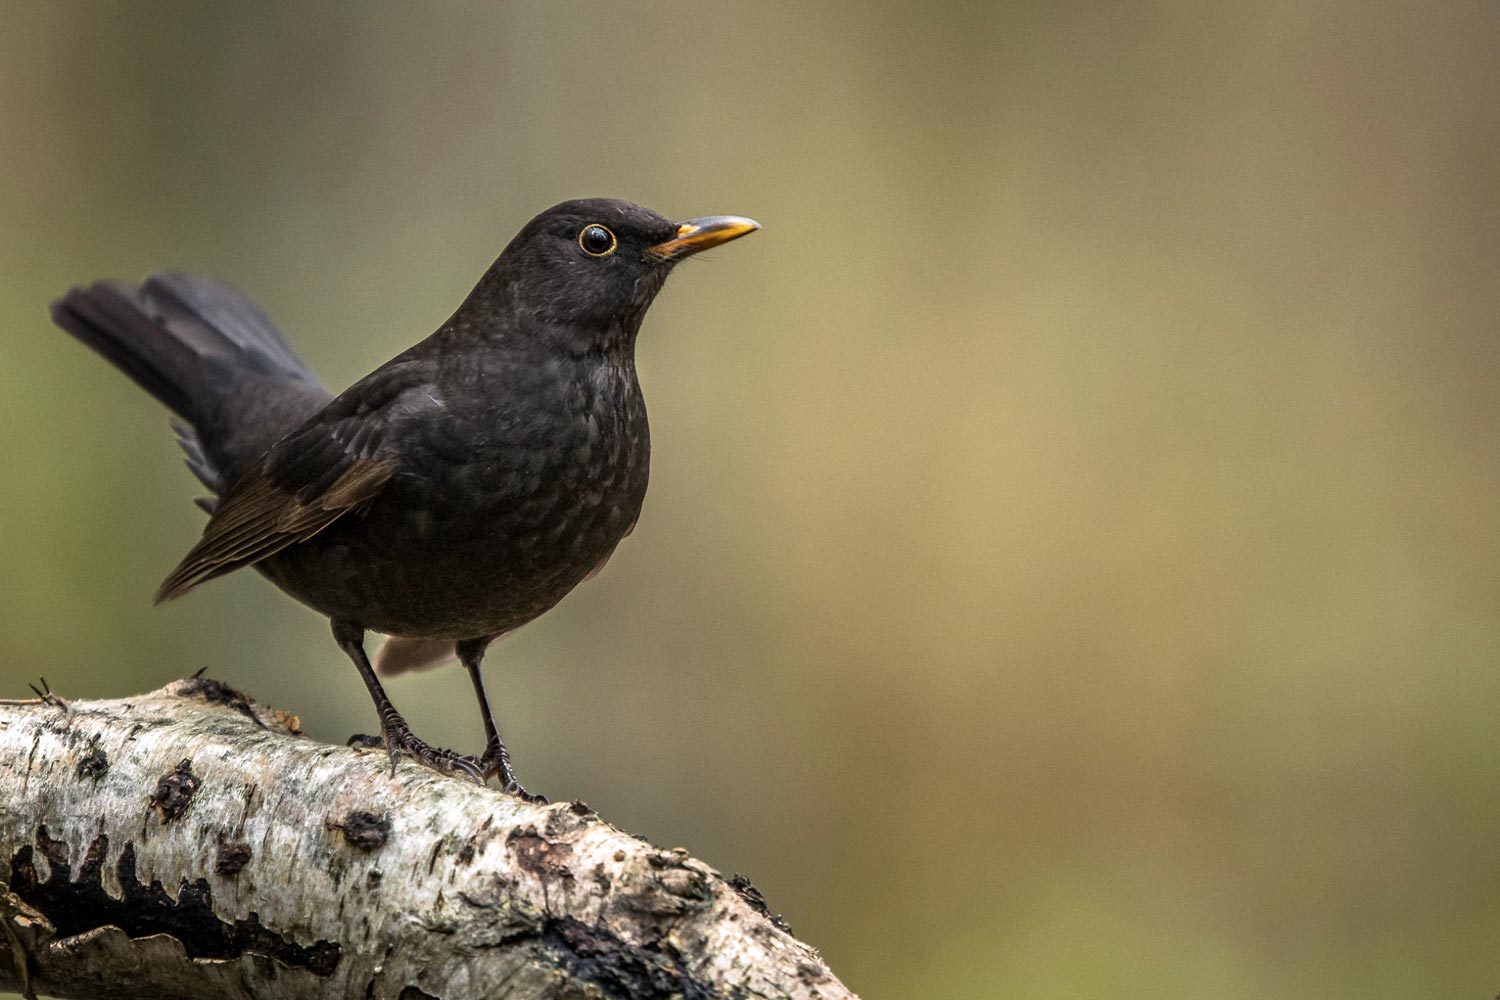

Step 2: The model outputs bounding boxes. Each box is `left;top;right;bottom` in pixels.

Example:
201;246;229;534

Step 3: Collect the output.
3;2;1499;997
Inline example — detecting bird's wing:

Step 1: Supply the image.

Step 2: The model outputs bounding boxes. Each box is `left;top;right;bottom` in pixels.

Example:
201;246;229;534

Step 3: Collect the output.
154;424;395;602
154;360;433;602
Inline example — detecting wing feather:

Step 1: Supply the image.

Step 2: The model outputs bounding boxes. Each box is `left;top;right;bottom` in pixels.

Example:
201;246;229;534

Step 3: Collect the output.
155;445;395;602
154;358;436;603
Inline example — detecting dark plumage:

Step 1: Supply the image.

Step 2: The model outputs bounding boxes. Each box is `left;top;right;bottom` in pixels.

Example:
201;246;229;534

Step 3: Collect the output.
52;198;759;796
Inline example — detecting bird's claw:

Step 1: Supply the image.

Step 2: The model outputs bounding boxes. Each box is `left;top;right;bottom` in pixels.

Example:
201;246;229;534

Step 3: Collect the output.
350;729;486;784
502;780;548;804
348;727;539;797
478;735;545;801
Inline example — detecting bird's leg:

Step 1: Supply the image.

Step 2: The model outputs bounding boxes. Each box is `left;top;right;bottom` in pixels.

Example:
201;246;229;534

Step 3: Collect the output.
457;636;544;802
335;620;483;783
457;637;503;763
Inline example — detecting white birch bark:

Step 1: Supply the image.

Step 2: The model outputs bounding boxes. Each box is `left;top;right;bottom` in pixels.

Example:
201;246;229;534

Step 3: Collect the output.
0;679;855;1000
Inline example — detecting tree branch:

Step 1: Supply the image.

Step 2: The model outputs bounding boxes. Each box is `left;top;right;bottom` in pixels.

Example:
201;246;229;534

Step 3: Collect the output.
0;678;855;1000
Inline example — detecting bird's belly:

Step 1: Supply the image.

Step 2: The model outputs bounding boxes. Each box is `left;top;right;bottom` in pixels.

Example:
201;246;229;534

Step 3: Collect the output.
259;442;648;639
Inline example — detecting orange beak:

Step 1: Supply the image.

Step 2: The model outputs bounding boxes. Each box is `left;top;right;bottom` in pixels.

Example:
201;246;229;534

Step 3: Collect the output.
648;216;760;260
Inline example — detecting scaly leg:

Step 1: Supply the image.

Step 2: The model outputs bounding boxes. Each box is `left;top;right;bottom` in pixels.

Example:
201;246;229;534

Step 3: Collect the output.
457;635;544;802
336;619;484;783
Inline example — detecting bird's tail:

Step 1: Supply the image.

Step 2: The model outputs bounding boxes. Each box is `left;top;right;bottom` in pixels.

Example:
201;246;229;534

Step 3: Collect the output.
51;273;329;497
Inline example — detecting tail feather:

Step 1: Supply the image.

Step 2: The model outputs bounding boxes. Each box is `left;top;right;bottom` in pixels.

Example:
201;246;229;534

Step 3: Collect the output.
171;417;221;495
142;273;311;381
52;282;203;420
52;273;328;499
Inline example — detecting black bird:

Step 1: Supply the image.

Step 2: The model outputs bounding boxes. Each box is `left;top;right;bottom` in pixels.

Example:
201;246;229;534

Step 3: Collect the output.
52;198;759;797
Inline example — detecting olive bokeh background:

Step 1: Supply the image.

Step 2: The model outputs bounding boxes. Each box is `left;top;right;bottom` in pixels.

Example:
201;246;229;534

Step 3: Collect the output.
3;3;1499;997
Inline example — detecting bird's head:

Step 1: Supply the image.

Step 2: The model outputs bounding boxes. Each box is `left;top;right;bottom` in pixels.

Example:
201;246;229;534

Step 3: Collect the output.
466;198;759;352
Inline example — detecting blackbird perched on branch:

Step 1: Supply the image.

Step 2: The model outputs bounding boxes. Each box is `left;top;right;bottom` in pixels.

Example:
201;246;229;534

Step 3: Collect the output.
51;198;759;798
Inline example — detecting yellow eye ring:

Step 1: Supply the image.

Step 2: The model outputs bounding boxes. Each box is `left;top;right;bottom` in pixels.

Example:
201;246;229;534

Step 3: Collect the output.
578;224;617;257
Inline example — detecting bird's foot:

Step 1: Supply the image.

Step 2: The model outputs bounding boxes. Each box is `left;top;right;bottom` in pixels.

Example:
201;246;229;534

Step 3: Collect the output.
503;780;547;804
346;728;544;799
478;735;547;803
347;728;486;784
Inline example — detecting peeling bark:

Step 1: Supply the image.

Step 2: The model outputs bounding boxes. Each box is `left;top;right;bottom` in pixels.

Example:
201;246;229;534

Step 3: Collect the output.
0;679;854;1000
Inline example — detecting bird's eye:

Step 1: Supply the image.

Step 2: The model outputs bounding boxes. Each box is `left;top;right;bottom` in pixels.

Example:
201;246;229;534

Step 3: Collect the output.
578;224;617;257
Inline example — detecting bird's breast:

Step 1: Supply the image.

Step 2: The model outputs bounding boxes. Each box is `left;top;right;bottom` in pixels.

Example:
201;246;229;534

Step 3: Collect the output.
396;356;650;562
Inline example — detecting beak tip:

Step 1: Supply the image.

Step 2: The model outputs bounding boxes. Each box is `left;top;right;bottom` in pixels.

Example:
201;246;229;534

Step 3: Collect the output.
652;214;761;259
